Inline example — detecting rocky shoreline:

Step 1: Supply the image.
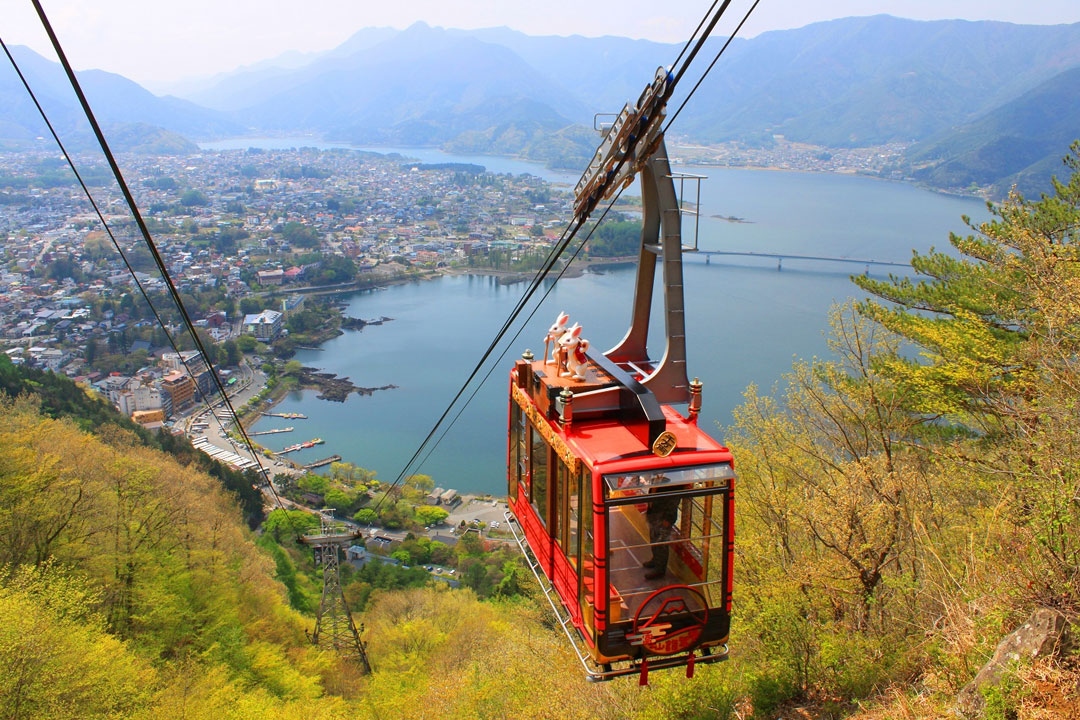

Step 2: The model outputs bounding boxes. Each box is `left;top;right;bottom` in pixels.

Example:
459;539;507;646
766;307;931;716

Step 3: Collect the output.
341;315;394;331
296;367;397;402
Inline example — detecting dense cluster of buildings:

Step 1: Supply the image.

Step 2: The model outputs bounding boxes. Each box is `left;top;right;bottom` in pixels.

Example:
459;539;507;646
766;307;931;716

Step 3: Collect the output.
89;350;217;428
672;137;909;175
0;145;573;428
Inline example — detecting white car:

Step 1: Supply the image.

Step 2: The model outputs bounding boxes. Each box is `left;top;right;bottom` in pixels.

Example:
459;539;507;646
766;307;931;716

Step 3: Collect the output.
489;521;500;529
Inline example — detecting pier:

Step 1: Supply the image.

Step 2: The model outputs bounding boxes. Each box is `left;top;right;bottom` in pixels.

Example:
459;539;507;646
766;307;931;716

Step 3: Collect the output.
278;438;325;455
304;455;342;469
262;412;308;419
690;249;909;271
250;427;294;436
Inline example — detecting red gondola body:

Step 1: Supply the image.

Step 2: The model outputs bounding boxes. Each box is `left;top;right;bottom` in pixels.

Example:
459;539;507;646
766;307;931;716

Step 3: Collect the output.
506;349;735;679
506;73;734;680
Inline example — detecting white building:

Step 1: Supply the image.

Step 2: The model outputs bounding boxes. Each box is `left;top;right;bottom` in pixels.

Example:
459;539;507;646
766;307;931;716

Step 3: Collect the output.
243;309;284;341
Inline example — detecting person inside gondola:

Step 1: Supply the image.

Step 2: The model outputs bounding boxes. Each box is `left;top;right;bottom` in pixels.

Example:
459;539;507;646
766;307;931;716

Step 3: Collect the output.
643;476;680;580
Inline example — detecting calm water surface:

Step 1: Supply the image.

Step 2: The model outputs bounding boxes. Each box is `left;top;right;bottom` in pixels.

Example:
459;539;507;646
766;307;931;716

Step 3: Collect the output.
239;144;989;493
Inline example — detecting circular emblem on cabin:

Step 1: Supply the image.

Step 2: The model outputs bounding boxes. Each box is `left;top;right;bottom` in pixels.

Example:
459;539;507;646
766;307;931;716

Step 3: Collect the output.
651;431;677;457
628;585;709;656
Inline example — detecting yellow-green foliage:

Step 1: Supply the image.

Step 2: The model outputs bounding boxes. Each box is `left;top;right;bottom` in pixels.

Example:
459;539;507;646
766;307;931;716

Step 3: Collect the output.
0;396;651;719
0;565;153;719
720;146;1080;718
0;397;350;718
356;587;635;719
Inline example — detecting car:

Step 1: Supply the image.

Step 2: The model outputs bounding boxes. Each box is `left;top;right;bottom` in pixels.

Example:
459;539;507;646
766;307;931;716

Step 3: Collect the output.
489;521;500;529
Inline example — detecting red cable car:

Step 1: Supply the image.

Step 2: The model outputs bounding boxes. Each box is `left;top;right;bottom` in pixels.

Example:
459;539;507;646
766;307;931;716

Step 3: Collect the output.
505;95;735;682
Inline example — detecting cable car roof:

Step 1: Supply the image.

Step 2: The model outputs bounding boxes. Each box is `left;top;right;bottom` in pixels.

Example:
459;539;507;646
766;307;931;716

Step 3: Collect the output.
563;405;733;471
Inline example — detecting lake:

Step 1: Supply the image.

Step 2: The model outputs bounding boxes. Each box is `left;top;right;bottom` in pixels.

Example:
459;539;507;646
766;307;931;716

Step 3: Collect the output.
231;139;989;494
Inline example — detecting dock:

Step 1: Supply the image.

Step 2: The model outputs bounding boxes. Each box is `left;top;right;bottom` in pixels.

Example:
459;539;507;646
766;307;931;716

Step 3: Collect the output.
262;412;308;419
278;438;325;455
304;454;342;469
250;427;294;436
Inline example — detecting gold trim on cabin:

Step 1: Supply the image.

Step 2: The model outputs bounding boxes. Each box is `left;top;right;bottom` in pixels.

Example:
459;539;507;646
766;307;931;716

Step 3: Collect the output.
512;383;581;474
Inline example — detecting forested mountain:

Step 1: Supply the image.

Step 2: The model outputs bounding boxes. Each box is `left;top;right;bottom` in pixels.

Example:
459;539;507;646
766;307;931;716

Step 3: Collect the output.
0;44;240;147
187;16;1080;151
186;16;1080;185
2;16;1078;184
674;16;1080;147
903;66;1080;196
235;25;588;148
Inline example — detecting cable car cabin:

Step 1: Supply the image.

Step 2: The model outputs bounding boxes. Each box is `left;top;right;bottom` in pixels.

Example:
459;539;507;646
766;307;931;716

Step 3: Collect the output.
505;348;734;682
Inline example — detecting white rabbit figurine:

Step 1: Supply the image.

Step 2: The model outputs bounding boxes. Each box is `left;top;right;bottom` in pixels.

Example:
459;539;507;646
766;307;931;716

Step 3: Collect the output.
558;324;590;381
545;311;570;366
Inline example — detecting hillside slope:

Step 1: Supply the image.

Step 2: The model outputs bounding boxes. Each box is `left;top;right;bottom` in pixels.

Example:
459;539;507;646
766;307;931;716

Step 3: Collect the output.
904;66;1080;195
0;387;638;719
0;44;238;151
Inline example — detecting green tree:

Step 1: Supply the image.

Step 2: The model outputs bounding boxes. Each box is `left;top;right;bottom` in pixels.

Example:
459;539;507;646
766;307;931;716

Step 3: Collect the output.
854;142;1080;601
180;189;210;207
280;222;321;248
354;508;377;525
414;506;449;527
236;334;257;353
222;339;240;366
262;508;319;541
296;474;329;496
239;297;263;315
324;487;356;511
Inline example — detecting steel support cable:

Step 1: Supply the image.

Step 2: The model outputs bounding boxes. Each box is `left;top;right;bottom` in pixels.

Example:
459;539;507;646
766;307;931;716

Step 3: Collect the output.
669;0;723;74
0;34;245;461
378;3;742;505
372;213;590;511
669;0;733;90
664;0;763;133
466;0;727;348
411;189;626;477
28;0;299;524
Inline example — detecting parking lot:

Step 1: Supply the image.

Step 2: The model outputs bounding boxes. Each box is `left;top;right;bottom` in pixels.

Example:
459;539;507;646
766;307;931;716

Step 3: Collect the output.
446;497;508;531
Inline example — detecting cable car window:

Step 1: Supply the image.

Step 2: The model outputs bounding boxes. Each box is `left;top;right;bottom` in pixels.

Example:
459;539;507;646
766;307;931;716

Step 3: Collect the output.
516;406;528;499
552;458;566;541
530;425;548;526
602;464;731;625
580;469;595;627
603;464;734;495
508;404;521;501
565;465;580;566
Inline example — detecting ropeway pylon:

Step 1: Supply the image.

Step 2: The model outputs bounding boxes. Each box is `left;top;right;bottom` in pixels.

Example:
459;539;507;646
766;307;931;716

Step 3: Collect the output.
302;509;371;673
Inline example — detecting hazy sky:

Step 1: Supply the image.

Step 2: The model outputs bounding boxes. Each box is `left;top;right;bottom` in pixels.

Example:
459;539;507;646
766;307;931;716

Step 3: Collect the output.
5;0;1080;93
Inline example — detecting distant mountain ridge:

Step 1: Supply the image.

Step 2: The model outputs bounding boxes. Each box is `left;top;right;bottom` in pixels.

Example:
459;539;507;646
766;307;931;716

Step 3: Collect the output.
0;44;240;148
904;66;1080;196
1;16;1078;192
178;16;1080;189
673;16;1080;147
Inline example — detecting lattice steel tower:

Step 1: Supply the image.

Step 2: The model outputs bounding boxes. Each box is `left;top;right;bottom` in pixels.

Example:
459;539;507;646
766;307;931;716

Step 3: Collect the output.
303;510;371;673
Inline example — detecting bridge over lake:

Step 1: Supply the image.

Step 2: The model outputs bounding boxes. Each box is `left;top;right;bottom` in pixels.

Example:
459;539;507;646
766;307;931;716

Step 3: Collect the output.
687;249;910;271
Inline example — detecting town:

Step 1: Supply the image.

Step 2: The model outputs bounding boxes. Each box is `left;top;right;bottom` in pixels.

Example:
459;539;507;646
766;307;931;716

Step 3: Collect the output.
0;146;575;423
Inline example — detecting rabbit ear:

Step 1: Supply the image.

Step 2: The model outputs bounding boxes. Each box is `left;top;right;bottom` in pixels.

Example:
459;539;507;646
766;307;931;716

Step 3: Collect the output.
558;311;569;324
572;325;582;338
